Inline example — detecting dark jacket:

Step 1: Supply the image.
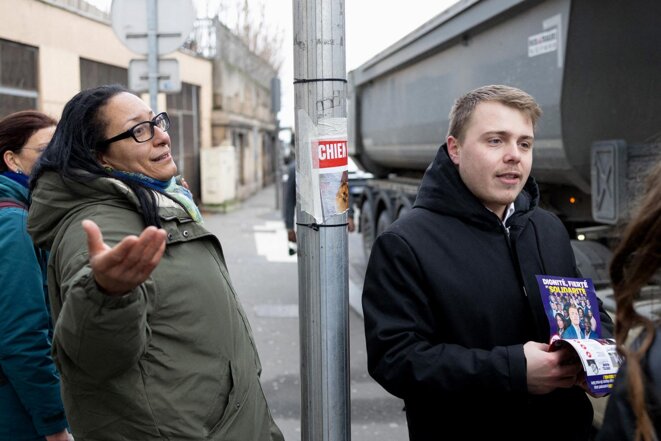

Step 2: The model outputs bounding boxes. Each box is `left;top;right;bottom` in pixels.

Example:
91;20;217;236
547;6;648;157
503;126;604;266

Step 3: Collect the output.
27;171;283;441
0;174;68;441
597;328;661;440
283;160;296;230
362;145;614;440
563;324;586;340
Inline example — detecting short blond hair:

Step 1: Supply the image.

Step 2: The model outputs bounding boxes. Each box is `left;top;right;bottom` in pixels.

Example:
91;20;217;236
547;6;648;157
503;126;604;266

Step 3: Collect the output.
447;85;542;141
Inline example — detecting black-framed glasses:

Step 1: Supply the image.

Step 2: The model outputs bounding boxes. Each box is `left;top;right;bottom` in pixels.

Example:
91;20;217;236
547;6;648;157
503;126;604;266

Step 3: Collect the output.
21;146;48;153
99;112;170;146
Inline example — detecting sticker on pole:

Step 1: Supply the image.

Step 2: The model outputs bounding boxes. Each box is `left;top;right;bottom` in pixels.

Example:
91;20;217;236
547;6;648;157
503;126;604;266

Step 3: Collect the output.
312;139;349;220
295;112;348;224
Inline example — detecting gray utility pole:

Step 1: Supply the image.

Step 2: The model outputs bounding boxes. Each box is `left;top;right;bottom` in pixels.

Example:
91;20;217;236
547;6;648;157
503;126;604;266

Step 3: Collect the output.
147;0;159;112
293;1;350;441
272;77;282;210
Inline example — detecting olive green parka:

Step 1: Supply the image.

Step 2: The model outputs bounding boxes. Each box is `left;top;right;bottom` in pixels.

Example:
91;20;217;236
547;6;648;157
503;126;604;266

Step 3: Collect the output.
28;171;284;441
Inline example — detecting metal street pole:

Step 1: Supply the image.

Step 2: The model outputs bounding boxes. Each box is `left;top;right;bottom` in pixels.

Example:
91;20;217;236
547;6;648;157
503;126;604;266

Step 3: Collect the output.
293;1;350;441
147;0;159;112
272;77;282;210
274;124;282;211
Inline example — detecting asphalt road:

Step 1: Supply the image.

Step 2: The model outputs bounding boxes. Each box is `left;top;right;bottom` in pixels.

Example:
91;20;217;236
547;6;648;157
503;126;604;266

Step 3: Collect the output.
202;184;408;441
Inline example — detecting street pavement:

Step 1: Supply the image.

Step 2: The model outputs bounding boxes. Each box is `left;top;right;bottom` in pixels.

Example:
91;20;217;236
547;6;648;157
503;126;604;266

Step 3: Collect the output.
202;184;408;441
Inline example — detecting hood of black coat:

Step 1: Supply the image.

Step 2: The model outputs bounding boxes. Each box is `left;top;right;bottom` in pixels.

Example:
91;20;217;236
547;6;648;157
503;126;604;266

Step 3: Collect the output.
413;144;540;231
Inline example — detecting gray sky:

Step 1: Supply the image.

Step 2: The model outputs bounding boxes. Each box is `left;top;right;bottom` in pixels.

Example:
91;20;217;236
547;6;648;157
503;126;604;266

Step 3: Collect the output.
269;0;460;130
88;0;459;129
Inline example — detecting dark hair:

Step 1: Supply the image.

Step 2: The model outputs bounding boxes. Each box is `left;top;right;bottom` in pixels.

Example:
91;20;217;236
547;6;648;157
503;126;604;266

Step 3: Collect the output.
609;161;661;441
30;85;162;227
0;110;57;172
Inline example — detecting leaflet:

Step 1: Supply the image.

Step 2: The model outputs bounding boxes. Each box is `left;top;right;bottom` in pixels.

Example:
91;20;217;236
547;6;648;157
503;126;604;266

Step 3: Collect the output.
535;275;621;394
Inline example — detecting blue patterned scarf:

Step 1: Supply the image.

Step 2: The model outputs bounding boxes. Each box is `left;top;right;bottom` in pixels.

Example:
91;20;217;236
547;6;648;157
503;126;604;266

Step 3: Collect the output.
1;171;29;188
111;170;203;224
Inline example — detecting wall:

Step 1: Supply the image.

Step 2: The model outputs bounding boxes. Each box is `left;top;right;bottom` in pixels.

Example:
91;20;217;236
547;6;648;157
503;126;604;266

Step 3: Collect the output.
0;0;213;149
211;19;278;200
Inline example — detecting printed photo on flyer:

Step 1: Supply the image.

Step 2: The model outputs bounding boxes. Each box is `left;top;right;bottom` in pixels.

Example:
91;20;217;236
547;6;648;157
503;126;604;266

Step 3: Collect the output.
535;275;621;395
535;275;602;341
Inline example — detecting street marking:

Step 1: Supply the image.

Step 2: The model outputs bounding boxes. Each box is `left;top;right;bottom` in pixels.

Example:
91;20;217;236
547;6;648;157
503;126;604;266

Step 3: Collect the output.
254;304;299;318
254;221;297;263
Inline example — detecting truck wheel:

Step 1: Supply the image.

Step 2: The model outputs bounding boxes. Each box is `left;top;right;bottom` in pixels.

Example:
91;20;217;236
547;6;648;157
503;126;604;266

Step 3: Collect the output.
376;210;393;236
361;200;375;258
571;239;612;289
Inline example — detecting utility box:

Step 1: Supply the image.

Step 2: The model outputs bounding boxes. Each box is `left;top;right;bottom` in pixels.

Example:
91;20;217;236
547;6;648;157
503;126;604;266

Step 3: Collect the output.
591;140;627;225
201;146;236;205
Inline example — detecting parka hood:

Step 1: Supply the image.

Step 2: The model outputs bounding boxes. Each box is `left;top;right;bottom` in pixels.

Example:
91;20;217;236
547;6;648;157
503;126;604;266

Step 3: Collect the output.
413;144;540;231
27;171;140;250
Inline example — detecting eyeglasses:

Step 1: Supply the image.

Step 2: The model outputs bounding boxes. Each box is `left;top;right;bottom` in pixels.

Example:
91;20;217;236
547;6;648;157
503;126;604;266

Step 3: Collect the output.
22;146;48;153
99;112;170;146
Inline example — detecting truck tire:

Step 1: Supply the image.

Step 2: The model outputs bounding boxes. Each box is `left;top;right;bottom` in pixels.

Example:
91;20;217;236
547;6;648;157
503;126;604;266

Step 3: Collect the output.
376;209;393;236
360;200;376;258
571;240;613;289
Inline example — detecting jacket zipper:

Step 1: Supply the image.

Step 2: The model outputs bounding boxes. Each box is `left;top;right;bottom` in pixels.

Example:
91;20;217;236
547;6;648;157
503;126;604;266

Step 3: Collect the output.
502;224;528;297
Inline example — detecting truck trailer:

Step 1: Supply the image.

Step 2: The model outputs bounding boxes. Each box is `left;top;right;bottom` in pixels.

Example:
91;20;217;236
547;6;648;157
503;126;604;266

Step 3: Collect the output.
348;0;661;292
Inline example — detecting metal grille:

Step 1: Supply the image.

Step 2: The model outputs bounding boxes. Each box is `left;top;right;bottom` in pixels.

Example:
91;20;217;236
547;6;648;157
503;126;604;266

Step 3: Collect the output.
0;39;38;118
167;83;200;201
80;58;128;90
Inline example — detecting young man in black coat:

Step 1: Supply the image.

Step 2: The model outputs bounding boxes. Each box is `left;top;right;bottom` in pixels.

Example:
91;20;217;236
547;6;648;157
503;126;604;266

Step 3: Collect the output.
362;85;613;440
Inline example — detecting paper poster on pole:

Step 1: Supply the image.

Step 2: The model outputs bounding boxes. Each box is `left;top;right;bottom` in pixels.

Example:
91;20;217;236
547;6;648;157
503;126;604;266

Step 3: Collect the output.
314;139;349;221
295;111;348;223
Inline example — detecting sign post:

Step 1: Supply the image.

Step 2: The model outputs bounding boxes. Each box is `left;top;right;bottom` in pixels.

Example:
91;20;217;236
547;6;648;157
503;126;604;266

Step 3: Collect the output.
293;0;350;440
147;0;159;111
111;0;194;108
129;59;181;94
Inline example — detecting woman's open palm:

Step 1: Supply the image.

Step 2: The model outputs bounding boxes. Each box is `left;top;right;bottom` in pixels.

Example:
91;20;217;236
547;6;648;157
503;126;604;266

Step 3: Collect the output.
82;219;167;296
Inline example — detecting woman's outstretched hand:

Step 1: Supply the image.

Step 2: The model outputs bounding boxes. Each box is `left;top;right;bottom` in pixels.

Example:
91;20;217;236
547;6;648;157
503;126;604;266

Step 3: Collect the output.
82;220;167;296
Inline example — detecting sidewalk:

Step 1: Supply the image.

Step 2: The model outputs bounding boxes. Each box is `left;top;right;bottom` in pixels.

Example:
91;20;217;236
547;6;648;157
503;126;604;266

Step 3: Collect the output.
201;184;407;441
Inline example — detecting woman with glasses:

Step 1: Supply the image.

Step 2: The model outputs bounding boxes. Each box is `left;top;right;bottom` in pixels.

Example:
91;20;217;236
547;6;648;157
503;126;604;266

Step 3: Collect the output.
0;111;72;441
27;85;284;441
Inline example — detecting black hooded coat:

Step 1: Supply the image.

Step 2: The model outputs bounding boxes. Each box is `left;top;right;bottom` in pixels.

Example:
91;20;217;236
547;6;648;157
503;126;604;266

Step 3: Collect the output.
362;145;613;440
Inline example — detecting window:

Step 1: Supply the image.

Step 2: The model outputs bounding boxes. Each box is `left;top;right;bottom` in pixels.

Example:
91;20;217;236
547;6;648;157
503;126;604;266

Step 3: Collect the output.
80;58;128;90
167;83;201;199
0;39;38;118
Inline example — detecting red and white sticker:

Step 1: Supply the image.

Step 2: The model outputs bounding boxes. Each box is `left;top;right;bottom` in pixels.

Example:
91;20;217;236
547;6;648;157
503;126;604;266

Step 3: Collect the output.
313;139;348;169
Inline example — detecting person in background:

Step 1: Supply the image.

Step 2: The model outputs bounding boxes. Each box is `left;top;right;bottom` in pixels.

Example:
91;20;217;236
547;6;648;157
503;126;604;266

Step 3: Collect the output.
27;85;283;441
597;161;661;441
563;304;586;339
362;85;613;440
554;312;567;340
578;306;586;333
0;110;71;441
583;316;596;340
283;156;298;246
587;309;598;334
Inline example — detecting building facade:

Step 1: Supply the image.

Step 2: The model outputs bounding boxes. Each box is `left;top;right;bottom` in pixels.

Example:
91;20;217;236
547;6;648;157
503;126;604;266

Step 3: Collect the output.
208;19;279;201
0;0;212;200
1;0;280;204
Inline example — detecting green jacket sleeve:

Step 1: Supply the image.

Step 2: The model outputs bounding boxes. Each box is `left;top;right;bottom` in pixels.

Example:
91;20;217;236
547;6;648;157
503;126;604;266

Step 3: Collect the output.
51;215;152;381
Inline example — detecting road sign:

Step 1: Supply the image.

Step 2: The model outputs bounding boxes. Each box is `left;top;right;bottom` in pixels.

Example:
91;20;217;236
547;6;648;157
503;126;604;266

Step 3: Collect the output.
111;0;195;55
129;59;181;93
